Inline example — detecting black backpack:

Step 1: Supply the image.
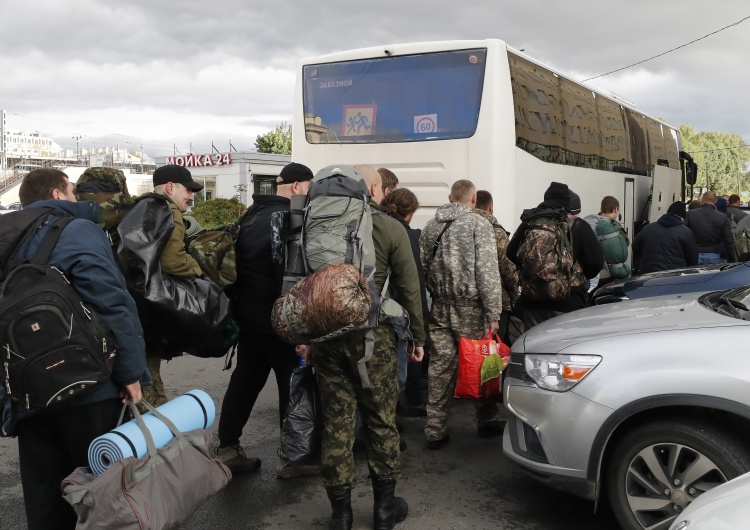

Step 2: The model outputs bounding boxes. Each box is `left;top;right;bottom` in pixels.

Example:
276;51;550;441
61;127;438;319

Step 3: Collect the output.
1;214;113;418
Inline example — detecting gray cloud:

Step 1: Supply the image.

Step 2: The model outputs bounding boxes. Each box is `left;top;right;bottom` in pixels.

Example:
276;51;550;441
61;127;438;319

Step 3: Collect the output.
1;0;748;149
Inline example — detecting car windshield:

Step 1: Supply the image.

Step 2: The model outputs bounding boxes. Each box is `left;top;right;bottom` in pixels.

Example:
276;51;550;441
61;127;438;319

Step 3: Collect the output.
702;286;750;320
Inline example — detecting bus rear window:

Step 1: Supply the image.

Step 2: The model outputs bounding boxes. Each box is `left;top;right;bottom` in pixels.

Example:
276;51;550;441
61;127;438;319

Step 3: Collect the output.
303;49;486;144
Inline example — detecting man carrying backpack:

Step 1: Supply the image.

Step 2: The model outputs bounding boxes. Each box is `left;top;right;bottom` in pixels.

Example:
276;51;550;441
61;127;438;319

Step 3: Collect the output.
508;183;603;328
134;165;205;407
296;165;425;530
583;195;631;288
5;169;148;530
420;180;504;449
216;162;313;475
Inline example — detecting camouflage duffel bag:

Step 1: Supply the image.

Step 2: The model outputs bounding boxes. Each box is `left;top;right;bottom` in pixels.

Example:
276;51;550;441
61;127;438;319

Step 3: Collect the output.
272;263;371;344
188;225;239;290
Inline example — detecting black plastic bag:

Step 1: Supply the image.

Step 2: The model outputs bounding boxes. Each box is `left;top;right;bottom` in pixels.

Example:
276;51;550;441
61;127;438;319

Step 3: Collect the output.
278;366;321;469
117;194;235;358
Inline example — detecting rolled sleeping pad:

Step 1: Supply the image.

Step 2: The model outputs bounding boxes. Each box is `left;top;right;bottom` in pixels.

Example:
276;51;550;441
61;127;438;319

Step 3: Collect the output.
87;389;215;475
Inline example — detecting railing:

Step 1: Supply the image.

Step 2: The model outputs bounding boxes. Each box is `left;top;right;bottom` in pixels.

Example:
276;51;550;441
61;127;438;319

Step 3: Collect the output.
0;170;28;195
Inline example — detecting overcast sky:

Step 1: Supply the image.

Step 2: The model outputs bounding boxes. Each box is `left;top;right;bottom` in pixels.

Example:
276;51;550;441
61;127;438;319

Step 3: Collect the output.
1;0;748;157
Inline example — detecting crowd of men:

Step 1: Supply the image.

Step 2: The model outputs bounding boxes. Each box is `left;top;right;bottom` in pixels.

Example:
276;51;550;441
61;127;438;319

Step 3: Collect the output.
4;162;744;530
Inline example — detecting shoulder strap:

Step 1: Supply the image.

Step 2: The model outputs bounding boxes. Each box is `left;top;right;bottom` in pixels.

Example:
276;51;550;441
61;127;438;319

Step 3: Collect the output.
431;220;454;259
30;216;75;265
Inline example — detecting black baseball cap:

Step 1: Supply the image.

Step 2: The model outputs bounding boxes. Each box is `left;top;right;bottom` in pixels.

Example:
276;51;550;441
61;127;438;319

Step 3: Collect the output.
153;165;204;191
277;162;314;184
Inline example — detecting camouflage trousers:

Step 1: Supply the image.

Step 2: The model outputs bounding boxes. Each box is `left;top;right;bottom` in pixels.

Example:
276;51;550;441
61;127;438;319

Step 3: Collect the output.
140;353;168;411
313;326;400;489
426;302;501;442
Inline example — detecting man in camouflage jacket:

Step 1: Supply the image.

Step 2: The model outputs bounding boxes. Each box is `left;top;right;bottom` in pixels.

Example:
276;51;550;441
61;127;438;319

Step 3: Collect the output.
474;190;522;344
473;191;519;311
307;166;425;529
419;180;504;448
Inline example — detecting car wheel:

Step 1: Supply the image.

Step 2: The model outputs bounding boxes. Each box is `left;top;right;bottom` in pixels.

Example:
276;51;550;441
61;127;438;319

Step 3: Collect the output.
606;419;750;530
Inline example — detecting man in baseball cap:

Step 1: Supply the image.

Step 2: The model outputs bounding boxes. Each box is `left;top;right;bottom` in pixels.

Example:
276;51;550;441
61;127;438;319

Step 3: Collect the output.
276;162;314;193
215;161;315;476
133;165;204;408
153;164;204;191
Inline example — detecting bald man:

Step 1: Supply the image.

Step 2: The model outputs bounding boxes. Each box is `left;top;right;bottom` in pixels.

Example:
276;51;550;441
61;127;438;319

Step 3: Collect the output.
685;191;735;264
311;164;425;529
354;164;384;204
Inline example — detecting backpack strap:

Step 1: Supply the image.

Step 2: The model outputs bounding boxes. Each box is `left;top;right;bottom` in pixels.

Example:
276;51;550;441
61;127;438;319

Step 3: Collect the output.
30;216;75;266
431;220;454;259
357;329;375;389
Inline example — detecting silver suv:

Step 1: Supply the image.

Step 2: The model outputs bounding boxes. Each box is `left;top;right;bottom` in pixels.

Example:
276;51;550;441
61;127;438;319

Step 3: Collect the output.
503;287;750;530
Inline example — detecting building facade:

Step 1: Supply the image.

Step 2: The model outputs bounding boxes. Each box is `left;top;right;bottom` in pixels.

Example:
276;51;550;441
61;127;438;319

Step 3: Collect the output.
156;151;291;205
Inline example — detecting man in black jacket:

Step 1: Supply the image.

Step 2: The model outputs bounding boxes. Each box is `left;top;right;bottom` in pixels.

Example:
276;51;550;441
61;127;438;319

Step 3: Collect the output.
685;191;735;264
632;201;698;274
215;162;313;474
508;184;603;328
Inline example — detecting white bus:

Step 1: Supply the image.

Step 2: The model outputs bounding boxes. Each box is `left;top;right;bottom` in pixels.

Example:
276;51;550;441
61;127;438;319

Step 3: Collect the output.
292;39;691;237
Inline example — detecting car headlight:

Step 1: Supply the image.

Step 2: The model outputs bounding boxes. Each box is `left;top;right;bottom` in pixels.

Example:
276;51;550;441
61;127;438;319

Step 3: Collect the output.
524;354;602;391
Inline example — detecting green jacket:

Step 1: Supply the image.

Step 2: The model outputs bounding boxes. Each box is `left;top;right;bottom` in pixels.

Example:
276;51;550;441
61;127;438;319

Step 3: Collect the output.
371;203;426;346
159;196;203;278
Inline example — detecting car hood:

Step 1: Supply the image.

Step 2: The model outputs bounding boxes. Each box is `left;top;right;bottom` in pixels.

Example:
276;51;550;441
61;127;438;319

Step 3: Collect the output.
669;472;750;529
521;293;741;353
596;264;728;299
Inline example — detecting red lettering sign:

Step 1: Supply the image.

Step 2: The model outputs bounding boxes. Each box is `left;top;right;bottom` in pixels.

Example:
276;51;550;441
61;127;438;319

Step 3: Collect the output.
165;153;232;167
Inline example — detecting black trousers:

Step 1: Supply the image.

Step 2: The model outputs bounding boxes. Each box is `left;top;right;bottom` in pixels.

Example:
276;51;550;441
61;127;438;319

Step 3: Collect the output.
218;332;299;446
17;398;122;530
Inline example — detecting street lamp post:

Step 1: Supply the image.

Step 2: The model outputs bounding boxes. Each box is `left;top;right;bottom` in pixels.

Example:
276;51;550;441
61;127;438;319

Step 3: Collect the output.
72;134;82;164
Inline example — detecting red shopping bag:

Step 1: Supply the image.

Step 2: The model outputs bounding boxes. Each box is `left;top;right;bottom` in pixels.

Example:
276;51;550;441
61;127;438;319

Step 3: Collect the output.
455;331;511;402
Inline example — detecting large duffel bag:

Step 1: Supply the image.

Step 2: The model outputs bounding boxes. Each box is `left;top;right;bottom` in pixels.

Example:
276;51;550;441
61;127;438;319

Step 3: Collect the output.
62;400;231;530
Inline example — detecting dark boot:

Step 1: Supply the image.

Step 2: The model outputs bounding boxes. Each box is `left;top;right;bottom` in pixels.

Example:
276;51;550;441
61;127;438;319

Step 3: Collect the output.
326;487;353;530
372;477;408;530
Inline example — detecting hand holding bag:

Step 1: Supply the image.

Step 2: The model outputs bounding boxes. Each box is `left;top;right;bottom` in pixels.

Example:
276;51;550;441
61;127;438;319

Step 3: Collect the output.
455;330;511;402
62;400;231;530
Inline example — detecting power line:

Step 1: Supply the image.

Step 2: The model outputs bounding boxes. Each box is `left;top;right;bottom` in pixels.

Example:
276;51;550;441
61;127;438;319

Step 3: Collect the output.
582;15;750;81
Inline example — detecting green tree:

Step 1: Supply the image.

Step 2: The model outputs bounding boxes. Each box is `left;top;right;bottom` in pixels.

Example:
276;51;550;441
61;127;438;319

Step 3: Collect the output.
255;121;292;155
680;125;750;197
190;197;245;228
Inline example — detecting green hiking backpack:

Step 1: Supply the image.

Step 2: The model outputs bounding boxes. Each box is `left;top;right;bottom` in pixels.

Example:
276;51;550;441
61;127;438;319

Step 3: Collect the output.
272;165;410;388
584;214;631;279
517;216;574;301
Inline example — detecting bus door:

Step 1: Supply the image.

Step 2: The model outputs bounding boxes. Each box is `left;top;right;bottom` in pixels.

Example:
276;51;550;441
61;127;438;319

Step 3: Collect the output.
649;166;682;223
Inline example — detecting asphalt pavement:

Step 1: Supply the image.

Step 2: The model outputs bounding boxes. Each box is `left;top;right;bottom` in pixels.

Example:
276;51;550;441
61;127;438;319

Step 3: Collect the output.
0;355;620;529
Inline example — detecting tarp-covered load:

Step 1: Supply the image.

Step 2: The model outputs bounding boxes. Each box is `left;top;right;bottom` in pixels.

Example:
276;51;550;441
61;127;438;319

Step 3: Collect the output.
272;262;370;344
117;195;234;358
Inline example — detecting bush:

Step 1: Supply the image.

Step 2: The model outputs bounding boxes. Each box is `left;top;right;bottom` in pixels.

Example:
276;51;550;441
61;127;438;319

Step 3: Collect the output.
190;197;245;228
